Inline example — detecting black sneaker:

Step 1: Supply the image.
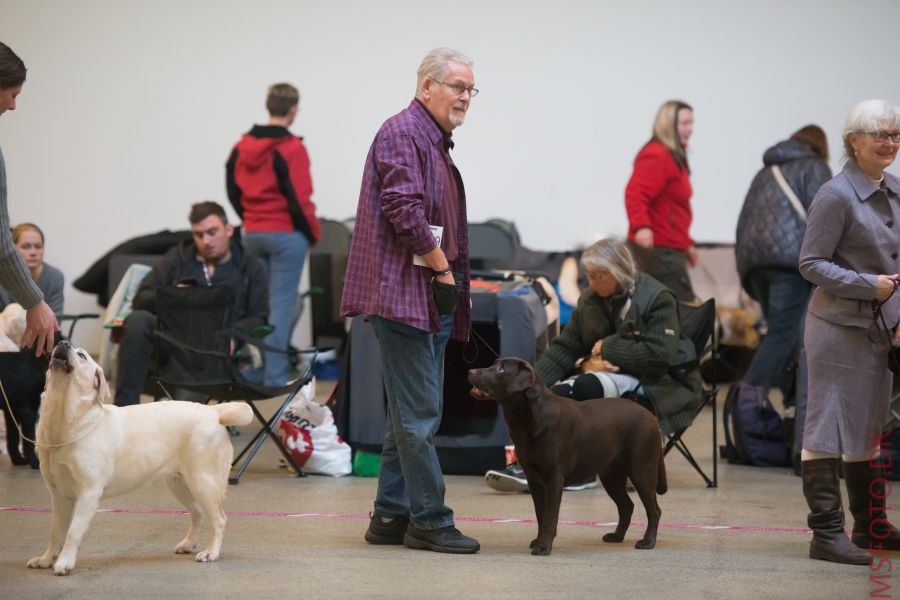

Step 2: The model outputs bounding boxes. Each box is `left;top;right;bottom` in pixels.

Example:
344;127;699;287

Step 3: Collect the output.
403;524;480;554
563;478;598;491
485;462;528;493
364;511;410;545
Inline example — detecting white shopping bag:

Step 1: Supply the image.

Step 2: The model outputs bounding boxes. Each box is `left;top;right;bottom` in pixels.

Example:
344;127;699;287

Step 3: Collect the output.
277;379;351;477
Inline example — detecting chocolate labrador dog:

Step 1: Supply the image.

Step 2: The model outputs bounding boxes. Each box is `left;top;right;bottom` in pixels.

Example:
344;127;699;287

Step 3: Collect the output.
469;357;666;555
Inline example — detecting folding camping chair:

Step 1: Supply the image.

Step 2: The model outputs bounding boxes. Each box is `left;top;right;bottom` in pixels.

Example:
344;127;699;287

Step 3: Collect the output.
662;298;719;487
150;285;320;484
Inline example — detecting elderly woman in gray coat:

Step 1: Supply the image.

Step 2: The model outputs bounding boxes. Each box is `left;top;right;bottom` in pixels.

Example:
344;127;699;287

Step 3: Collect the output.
799;99;900;566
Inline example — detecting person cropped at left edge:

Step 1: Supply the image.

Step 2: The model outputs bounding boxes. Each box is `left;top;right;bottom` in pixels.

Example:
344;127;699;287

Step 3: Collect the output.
114;201;268;406
0;41;58;355
341;48;479;554
227;83;320;387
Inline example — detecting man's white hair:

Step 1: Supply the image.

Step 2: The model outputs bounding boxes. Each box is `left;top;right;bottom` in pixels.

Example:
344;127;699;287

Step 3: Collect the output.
416;48;473;97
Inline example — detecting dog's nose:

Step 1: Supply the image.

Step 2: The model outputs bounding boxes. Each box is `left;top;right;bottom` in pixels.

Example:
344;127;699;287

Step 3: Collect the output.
52;340;70;356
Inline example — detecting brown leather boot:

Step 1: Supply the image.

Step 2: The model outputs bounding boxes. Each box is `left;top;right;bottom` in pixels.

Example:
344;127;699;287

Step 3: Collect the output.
844;458;900;551
802;458;871;565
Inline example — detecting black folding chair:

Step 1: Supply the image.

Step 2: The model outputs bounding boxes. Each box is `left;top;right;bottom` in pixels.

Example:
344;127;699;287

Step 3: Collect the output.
662;298;718;488
150;285;320;484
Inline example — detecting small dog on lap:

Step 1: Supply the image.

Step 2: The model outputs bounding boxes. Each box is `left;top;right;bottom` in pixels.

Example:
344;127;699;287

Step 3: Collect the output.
469;357;666;555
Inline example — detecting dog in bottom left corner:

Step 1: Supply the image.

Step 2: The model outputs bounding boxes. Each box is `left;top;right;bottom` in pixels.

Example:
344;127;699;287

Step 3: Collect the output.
26;340;252;575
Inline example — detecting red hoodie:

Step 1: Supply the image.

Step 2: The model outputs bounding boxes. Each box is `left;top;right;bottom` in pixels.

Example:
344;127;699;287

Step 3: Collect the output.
624;140;693;250
226;125;320;242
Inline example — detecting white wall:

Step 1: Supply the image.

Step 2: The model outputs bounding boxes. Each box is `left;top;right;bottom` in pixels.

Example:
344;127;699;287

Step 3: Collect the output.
2;0;899;353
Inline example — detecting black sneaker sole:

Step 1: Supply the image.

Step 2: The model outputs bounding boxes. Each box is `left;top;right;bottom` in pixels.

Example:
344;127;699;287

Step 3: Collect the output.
485;471;529;493
364;530;405;545
403;532;480;554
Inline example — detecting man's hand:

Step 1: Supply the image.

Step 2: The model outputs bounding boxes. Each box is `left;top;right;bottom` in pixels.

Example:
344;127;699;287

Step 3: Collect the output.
591;339;603;357
21;300;59;357
875;274;900;301
634;228;654;250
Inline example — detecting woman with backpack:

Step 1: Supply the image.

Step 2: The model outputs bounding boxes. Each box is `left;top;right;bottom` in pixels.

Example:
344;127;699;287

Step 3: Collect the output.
735;126;832;399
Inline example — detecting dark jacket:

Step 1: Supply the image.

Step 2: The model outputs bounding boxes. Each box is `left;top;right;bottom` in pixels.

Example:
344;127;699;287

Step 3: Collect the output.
132;239;268;335
735;139;832;296
535;272;704;434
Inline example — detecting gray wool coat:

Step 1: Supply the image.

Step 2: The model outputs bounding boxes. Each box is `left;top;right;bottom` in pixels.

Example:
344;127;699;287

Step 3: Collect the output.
799;159;900;454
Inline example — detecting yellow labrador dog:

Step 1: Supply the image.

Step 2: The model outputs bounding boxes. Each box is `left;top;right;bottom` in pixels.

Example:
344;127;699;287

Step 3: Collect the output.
27;341;252;575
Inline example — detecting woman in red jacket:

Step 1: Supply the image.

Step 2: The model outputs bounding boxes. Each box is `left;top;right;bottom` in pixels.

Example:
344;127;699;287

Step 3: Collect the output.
624;100;697;301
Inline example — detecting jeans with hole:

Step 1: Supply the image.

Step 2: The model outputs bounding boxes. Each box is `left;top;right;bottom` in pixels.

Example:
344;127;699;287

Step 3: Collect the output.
743;268;812;399
244;231;309;386
369;314;454;530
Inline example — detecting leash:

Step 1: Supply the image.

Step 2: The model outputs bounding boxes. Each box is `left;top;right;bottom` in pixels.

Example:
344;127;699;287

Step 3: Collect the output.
463;325;500;364
0;376;103;449
871;283;900;373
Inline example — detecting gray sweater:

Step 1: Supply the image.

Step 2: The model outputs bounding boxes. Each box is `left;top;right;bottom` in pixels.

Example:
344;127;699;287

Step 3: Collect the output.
0;262;64;318
0;146;43;309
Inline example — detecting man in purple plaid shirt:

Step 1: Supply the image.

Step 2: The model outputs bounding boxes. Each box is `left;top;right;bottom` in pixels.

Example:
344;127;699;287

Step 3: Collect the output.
341;48;479;554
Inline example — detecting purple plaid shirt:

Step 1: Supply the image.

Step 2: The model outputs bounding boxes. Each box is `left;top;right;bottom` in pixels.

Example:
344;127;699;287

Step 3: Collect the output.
340;100;471;340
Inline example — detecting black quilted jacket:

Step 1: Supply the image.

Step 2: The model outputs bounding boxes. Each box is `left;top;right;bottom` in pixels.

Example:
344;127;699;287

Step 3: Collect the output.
735;139;832;296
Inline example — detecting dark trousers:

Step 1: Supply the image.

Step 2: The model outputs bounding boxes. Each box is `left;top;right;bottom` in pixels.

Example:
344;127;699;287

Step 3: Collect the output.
628;243;695;302
114;309;157;407
0;351;47;464
743;268;812;399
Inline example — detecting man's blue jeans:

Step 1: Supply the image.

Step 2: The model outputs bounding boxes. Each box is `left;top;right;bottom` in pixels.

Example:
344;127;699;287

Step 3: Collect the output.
244;231;310;386
744;268;812;398
368;314;454;530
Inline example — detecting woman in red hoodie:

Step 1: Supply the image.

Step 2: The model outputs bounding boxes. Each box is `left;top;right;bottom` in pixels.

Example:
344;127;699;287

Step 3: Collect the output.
624;100;697;302
226;83;321;386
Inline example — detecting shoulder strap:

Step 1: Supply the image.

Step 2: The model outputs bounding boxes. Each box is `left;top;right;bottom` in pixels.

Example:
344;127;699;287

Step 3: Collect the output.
771;164;807;223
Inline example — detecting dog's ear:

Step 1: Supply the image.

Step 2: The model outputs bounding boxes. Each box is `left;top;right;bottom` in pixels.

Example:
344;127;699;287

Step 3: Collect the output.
94;367;111;405
510;360;545;403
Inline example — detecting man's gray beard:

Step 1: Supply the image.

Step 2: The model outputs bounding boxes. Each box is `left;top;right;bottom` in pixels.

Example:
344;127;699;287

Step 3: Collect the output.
448;111;466;128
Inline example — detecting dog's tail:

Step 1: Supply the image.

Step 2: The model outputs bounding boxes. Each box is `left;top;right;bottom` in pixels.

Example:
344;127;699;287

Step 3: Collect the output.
213;402;253;427
657;452;668;495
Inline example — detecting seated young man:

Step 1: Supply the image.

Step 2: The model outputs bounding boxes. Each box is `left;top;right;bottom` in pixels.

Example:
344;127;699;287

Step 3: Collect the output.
114;201;268;406
485;237;704;492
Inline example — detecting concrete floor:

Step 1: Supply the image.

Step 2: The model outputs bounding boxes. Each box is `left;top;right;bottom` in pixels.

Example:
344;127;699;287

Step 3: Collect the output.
0;387;894;600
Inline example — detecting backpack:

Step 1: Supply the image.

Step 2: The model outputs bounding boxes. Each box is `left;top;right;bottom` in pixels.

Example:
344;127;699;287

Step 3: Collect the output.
720;381;791;467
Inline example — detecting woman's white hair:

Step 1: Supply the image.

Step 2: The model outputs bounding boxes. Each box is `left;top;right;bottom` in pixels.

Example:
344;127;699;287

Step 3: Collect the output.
416;48;473;97
842;99;900;160
580;238;636;292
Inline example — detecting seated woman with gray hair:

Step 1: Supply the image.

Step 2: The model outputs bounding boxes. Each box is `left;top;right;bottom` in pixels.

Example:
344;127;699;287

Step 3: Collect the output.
485;237;704;493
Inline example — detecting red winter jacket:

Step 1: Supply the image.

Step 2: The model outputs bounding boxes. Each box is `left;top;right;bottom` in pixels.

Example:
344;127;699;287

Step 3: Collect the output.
226;125;320;243
624;140;693;250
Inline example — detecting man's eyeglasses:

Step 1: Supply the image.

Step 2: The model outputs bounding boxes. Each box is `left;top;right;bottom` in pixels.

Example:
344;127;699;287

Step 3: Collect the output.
433;79;479;97
863;131;900;143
